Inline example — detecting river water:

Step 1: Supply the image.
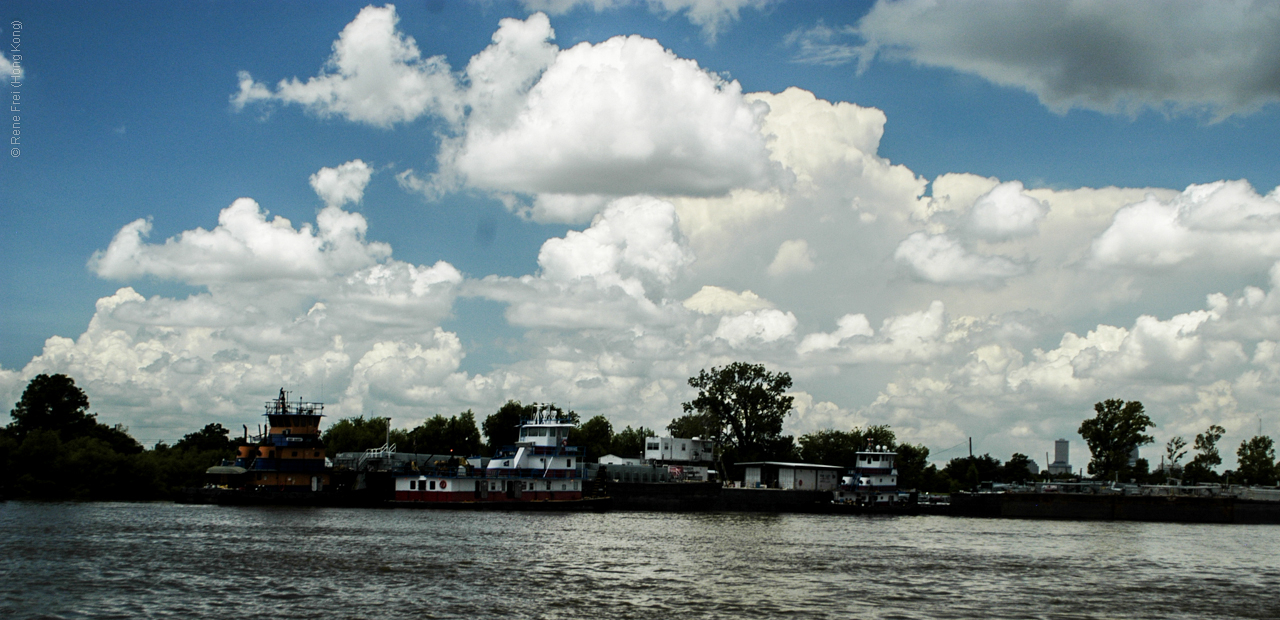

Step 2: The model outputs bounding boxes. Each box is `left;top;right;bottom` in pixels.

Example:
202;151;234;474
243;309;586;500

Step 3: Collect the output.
1;501;1277;619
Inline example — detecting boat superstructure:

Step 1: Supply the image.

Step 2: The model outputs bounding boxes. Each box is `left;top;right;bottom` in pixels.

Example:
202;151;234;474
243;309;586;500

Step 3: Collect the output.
834;447;901;506
239;388;330;491
393;405;591;506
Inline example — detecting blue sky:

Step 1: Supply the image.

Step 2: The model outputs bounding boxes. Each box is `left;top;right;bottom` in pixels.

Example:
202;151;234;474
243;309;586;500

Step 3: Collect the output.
4;0;1280;468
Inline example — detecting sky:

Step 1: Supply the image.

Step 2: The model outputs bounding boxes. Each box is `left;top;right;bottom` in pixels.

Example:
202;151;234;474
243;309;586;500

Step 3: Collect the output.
4;0;1280;470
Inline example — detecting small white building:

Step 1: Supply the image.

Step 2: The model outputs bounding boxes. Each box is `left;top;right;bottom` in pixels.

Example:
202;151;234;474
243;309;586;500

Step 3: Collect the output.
644;436;715;464
599;454;643;466
738;462;842;491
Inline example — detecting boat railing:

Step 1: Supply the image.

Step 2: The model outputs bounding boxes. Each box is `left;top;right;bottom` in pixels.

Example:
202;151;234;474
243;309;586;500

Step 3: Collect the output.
399;467;580;479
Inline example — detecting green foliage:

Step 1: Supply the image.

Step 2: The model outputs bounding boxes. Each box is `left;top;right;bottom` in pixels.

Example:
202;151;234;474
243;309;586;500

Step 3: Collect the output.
943;454;1002;491
8;374;93;441
1184;424;1225;483
405;410;483;456
895;443;948;492
1236;435;1278;486
798;429;864;470
1166;436;1188;469
174;423;234;453
797;425;896;469
6;373;143;454
483;400;535;449
570;415;614;461
322;416;407;455
610;425;654;458
682;362;795;464
666;412;714;440
1078;399;1154;480
1003;453;1035;482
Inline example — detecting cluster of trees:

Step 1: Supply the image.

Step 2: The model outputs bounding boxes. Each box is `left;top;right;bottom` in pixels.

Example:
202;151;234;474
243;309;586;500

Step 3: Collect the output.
1077;399;1280;486
0;374;238;500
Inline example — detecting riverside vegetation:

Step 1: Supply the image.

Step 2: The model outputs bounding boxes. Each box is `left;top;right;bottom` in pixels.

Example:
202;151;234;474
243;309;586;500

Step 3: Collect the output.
2;367;1277;501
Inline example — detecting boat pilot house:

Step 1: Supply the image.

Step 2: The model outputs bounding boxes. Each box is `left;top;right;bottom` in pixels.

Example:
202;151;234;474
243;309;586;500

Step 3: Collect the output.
738;462;841;490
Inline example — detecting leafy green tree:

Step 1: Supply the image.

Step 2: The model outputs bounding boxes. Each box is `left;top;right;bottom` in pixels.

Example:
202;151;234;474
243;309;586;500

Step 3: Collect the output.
8;374;94;441
6;373;142;454
1166;436;1188;473
895;442;946;492
682;362;795;464
666;412;715;439
570;415;614;461
1184;424;1225;483
610;425;654;458
322;416;407;455
798;429;864;469
174;423;234;453
1236;435;1278;486
483;401;536;449
1003;453;1036;482
1078;399;1154;480
943;454;1001;491
862;425;896;451
406;410;483;456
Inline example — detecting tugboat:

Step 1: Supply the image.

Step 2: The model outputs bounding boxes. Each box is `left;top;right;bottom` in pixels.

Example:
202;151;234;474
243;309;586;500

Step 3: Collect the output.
182;389;351;505
831;446;919;515
391;405;609;510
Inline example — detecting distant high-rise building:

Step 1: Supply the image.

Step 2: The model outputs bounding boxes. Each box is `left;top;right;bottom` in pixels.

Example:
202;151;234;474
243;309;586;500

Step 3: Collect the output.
1047;439;1072;475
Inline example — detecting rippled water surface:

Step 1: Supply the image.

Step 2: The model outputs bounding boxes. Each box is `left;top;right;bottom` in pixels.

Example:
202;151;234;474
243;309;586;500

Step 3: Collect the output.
2;501;1278;619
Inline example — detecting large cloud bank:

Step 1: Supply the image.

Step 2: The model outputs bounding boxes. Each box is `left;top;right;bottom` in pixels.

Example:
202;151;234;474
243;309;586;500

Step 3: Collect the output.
8;7;1280;470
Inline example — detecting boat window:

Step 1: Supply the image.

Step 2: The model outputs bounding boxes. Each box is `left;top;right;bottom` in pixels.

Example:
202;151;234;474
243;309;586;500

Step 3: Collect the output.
430;480;437;490
567;458;573;467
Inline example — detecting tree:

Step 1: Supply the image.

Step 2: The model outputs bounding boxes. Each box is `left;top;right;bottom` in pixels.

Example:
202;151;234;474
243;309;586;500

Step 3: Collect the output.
895;443;946;492
611;426;654;458
1003;453;1035;482
8;374;94;441
666;412;715;439
7;373;141;454
1078;399;1155;480
798;429;863;469
174;423;234;453
482;401;535;449
682;362;795;464
1184;424;1225;483
1166;436;1188;473
406;411;483;456
943;454;1001;490
322;416;406;455
1236;436;1278;486
571;415;613;461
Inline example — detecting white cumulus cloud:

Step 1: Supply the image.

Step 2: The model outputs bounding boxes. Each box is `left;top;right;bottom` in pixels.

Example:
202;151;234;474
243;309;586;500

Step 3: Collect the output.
232;4;461;127
968;181;1049;241
1089;180;1280;269
310;160;374;208
894;232;1026;284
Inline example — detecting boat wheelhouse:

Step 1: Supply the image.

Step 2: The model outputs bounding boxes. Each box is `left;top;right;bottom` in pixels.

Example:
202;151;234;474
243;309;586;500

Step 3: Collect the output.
834;446;901;505
238;389;330;491
393;406;589;505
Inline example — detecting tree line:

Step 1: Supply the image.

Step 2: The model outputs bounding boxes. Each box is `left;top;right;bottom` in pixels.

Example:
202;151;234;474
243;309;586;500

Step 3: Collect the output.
1077;398;1279;486
6;370;1280;501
